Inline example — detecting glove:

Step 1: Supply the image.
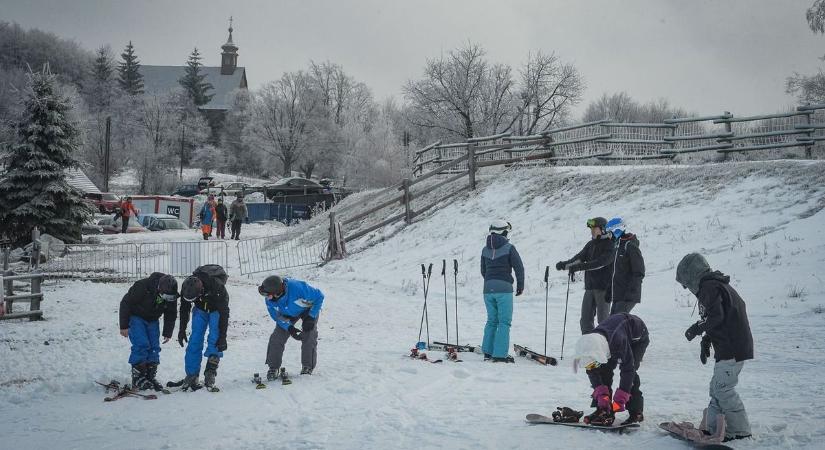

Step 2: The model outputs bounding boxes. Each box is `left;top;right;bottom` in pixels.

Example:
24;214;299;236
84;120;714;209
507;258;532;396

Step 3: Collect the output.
177;331;188;347
568;269;576;282
555;261;566;271
592;385;612;410
516;287;523;296
700;335;712;365
612;388;631;412
289;325;304;341
217;339;227;352
302;317;317;333
684;323;701;342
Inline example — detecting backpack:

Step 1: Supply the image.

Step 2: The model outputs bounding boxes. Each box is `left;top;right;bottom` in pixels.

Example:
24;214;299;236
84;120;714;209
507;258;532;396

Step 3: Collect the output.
193;264;228;286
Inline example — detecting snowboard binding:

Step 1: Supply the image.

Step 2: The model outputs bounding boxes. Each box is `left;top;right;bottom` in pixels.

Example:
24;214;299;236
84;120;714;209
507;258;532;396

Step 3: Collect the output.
552;406;584;423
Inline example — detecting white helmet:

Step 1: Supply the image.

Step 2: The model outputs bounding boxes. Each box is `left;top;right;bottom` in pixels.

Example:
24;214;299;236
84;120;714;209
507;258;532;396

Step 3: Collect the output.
489;219;512;235
572;333;610;373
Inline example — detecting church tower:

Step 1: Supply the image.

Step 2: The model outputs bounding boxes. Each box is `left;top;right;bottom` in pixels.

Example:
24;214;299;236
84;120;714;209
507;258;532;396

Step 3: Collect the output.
220;17;238;75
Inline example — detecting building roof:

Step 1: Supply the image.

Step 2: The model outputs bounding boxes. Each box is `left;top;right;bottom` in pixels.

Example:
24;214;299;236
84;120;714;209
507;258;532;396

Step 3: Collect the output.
139;65;247;110
65;168;101;194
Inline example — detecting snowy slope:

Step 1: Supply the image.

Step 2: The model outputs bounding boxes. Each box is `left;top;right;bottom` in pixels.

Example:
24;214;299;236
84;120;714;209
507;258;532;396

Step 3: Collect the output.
2;161;824;450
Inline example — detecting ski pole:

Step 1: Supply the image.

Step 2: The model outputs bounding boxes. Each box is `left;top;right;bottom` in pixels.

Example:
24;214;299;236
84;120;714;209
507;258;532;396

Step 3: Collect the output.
544;265;549;357
417;264;428;346
560;271;572;360
453;259;459;346
442;259;449;345
425;263;433;346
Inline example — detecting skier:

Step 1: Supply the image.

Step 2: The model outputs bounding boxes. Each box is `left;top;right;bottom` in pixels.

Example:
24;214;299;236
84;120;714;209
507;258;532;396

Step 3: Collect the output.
572;313;649;426
480;220;525;363
199;195;217;240
258;275;325;377
229;194;247;240
604;217;645;314
677;253;753;442
173;265;230;390
118;272;179;391
215;197;228;240
117;196;139;234
556;217;614;334
0;302;4;317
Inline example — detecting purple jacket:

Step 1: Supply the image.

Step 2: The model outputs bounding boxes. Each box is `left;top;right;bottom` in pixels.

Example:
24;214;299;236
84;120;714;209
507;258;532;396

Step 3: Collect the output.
587;313;649;392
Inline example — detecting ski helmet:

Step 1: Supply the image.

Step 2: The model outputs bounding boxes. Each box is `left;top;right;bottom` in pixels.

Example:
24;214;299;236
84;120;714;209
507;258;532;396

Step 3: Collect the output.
181;276;204;302
489;219;512;235
258;275;285;298
157;274;179;301
586;217;607;230
572;333;610;373
606;217;625;238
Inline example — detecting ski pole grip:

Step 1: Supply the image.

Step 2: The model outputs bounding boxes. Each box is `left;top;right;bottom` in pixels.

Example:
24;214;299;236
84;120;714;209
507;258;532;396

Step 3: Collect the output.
427;263;433;277
544;266;549;283
453;259;458;274
441;259;446;276
421;264;426;277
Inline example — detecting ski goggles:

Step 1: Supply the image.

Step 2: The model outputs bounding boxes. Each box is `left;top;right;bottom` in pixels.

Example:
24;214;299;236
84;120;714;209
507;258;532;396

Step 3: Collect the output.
586;218;599;228
584;360;601;370
159;293;178;302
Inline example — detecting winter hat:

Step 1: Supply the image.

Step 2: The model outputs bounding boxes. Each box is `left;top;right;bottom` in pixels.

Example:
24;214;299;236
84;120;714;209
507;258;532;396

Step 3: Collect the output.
572;332;610;373
181;276;204;302
489;219;512;235
218;197;224;203
606;217;625;238
676;253;711;295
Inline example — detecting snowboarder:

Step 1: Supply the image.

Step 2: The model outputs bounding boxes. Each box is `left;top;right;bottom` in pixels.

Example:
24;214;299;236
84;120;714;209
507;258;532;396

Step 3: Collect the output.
480;220;525;363
229;194;247;240
604;217;645;314
174;265;230;390
572;313;649;426
258;275;325;377
215;197;228;240
677;252;753;442
556;217;614;334
199;195;217;240
117;196;139;234
118;272;179;391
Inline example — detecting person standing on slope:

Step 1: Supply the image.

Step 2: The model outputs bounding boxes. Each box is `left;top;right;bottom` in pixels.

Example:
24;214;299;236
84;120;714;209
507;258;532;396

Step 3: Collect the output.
556;217;614;333
199;195;217;240
229;194;248;240
480;220;525;363
215;197;228;240
677;253;753;442
605;217;645;314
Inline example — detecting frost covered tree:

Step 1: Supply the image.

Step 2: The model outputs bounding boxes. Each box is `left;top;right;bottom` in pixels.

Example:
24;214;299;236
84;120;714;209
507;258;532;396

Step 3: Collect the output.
515;51;584;134
786;1;825;103
0;67;92;245
192;144;225;176
222;89;261;175
117;41;144;96
178;48;214;107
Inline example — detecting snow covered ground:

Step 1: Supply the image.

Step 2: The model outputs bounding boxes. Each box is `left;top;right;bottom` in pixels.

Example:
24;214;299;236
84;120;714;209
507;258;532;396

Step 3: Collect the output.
2;161;824;449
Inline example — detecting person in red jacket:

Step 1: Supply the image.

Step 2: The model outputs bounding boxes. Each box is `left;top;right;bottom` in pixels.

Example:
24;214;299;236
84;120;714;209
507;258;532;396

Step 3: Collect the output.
117;197;139;234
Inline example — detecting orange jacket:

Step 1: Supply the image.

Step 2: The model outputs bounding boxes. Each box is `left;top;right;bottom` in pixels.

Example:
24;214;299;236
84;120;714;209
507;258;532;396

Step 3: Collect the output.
120;200;138;217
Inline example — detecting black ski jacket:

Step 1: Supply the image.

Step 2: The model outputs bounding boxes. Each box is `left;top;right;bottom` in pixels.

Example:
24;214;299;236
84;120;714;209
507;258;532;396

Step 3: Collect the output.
692;271;753;362
565;235;614;291
179;271;230;348
119;272;178;338
607;234;645;304
216;203;228;222
587;313;649;393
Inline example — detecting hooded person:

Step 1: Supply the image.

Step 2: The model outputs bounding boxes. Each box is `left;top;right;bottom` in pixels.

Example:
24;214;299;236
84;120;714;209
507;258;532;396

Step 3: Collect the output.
479;220;525;363
572;313;649;426
604;217;645;315
676;253;753;442
199;196;217;240
229;194;248;240
215;197;228;239
557;217;614;334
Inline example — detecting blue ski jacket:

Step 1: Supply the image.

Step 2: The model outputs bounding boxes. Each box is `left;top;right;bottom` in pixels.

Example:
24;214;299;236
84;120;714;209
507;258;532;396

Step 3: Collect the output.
265;278;325;330
480;233;525;293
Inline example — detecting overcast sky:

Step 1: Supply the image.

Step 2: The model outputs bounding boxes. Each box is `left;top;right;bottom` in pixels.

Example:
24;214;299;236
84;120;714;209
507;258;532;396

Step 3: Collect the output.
2;0;822;117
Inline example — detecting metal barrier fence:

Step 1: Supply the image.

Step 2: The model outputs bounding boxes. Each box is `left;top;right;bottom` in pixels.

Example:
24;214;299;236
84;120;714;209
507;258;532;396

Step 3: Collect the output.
237;235;327;275
138;241;228;277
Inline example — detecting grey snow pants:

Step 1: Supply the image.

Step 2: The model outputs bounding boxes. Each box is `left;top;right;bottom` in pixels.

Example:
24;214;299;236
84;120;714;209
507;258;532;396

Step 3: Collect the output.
580;289;610;334
610;300;638;315
265;325;318;371
707;359;751;438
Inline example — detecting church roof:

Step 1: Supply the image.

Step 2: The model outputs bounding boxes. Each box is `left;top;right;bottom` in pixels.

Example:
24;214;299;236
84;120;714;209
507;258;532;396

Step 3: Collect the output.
139;65;247;111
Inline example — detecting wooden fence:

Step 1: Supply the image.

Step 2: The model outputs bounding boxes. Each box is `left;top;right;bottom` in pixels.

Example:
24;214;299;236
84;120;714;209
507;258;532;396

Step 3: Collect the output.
1;272;45;321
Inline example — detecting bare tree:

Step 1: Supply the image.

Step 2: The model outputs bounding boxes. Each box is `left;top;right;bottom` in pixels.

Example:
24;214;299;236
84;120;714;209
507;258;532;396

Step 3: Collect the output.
516;51;585;134
785;2;825;103
582;92;641;122
807;0;825;34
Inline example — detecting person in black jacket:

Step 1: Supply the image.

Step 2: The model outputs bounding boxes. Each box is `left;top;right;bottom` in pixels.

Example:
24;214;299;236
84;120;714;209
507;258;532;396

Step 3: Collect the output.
215;197;228;239
119;272;179;391
174;265;230;390
557;217;614;334
572;313;649;426
605;217;645;314
677;253;753;441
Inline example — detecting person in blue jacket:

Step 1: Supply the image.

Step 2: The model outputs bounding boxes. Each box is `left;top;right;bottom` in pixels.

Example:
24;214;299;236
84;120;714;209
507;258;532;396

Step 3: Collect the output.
480;220;525;363
259;275;325;377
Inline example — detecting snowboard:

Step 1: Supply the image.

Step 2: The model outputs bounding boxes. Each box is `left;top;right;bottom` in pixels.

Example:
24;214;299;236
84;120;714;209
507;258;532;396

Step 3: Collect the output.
513;344;558;366
525;414;639;433
659;422;734;450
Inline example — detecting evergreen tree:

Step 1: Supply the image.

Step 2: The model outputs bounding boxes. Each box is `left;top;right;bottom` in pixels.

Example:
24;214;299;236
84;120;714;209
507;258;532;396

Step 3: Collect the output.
0;67;92;245
117;41;144;96
88;45;115;112
178;48;214;106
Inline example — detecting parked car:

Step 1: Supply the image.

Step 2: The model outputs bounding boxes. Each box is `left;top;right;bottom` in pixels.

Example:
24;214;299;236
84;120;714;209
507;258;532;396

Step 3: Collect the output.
200;181;251;197
97;217;148;234
262;177;325;198
82;192;121;213
171;184;201;197
138;214;190;231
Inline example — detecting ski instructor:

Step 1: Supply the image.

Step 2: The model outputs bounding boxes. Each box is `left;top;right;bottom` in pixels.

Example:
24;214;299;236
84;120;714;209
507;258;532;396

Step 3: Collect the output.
480;219;525;363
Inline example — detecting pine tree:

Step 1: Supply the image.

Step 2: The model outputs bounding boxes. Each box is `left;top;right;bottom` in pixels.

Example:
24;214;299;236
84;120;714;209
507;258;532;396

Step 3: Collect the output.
117;41;144;96
88;45;115;112
0;67;93;246
178;48;214;106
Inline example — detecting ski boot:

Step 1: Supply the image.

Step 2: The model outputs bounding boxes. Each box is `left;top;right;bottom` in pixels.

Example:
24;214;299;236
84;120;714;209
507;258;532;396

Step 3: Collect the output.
203;356;220;391
300;366;313;375
266;367;280;382
131;363;153;391
144;363;165;392
552;407;584;423
483;353;492;361
491;355;515;363
620;411;644;426
583;408;615;426
180;374;202;391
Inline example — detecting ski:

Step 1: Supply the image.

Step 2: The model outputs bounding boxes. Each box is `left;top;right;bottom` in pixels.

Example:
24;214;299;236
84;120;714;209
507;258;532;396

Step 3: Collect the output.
659;422;734;450
407;347;443;363
280;367;292;385
429;342;479;353
166;379;203;392
513;344;558;366
252;373;267;389
525;413;639;432
103;385;158;402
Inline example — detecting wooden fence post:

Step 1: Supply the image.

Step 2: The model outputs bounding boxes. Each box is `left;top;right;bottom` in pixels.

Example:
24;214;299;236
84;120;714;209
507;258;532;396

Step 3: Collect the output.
467;144;477;190
402;178;412;223
30;272;42;321
720;111;732;161
3;270;12;314
31;226;41;270
804;111;813;159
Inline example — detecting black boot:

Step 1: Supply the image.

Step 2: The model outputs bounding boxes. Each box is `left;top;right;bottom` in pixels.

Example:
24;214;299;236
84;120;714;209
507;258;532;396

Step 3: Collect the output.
266;367;279;381
144;363;164;392
180;374;202;391
204;356;219;388
131;363;152;391
491;355;515;363
621;411;644;425
584;408;615;426
300;366;313;375
483;353;492;361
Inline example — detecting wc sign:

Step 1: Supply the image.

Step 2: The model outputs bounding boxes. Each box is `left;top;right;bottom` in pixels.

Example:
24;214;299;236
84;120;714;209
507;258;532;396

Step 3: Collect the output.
166;205;181;217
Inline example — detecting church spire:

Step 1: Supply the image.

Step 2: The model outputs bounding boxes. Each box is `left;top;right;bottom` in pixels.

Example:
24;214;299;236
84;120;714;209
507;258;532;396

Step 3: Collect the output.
220;16;238;75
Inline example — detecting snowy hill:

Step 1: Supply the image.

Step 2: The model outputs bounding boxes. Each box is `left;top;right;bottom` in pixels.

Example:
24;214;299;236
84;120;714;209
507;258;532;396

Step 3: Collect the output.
2;161;824;449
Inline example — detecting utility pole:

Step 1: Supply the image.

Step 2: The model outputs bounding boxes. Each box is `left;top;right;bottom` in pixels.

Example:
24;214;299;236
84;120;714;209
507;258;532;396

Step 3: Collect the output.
103;116;111;191
179;124;186;179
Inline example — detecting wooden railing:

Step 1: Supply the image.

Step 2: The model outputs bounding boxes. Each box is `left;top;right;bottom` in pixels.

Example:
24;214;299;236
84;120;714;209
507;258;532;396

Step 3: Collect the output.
1;272;45;321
